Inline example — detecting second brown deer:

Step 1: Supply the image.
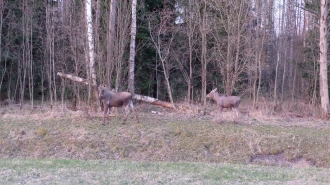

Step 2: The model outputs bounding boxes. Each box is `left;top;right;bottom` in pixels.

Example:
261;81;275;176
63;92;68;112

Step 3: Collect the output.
206;88;241;120
98;86;139;125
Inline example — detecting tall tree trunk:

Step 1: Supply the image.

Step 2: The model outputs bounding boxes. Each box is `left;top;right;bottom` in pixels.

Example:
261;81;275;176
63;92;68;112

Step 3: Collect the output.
85;0;98;111
319;0;329;119
199;1;207;106
187;0;195;103
280;0;287;102
288;0;295;91
46;1;55;109
94;0;102;84
0;0;4;93
128;0;137;94
106;0;117;87
115;0;131;92
188;35;193;103
274;45;280;106
28;8;33;109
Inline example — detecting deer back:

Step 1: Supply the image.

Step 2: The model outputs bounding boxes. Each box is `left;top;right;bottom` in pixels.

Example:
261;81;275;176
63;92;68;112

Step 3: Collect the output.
214;93;240;108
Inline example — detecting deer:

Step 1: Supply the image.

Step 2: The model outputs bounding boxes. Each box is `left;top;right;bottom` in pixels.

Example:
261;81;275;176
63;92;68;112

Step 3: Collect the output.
206;88;241;121
98;85;139;125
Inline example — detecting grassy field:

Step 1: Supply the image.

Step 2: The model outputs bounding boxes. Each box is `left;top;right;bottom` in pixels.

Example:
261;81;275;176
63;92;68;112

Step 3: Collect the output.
1;158;330;184
1;101;330;184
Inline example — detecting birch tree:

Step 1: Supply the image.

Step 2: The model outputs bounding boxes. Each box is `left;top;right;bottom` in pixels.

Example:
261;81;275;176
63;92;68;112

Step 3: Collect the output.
319;0;329;119
128;0;137;94
85;0;98;109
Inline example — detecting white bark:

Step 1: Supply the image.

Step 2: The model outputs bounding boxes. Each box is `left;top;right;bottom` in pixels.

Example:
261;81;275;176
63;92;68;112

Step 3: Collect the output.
319;0;329;119
85;0;98;111
57;72;92;86
85;0;97;86
57;72;174;109
133;94;175;109
128;0;137;94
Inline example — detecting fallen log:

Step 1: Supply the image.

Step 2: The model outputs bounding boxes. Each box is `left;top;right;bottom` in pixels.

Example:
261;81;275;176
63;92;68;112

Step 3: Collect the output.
133;94;175;109
57;72;93;86
57;72;175;109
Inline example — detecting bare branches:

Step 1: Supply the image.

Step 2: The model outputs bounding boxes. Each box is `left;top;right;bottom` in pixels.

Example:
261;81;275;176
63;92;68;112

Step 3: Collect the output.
297;5;319;18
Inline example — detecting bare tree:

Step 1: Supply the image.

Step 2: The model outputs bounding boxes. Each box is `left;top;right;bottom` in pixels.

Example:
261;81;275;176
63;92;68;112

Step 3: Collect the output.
19;0;34;109
45;0;57;108
114;0;131;92
0;0;8;93
274;0;285;106
253;0;267;108
319;0;329;119
195;0;209;106
211;0;251;96
128;0;137;94
185;0;197;103
106;0;117;87
85;0;98;110
147;11;176;109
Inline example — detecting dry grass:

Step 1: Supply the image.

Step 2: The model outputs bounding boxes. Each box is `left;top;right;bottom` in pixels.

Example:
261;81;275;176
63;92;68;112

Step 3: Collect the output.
1;99;330;183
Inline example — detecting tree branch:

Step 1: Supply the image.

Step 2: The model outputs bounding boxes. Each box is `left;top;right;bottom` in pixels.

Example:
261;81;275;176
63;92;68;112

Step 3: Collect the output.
297;6;319;18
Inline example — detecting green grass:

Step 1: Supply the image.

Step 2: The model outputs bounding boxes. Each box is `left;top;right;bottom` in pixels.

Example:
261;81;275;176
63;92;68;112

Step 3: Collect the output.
1;158;330;184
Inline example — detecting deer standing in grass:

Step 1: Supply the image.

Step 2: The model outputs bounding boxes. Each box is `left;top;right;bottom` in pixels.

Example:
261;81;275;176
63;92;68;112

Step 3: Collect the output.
98;86;139;125
206;88;241;121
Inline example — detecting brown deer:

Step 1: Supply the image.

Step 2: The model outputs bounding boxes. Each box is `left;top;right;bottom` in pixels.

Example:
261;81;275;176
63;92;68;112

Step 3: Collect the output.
206;88;241;120
98;86;139;125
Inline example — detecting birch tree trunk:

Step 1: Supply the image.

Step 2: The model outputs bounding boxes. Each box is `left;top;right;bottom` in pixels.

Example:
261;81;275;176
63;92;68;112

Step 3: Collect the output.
128;0;137;94
85;0;98;110
319;0;329;119
85;0;97;86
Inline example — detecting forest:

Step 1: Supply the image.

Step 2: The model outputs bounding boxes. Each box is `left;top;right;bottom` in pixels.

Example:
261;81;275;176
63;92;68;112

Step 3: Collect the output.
0;0;329;117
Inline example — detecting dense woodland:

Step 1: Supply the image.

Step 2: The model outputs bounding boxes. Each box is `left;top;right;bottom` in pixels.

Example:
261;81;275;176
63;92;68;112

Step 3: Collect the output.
0;0;329;114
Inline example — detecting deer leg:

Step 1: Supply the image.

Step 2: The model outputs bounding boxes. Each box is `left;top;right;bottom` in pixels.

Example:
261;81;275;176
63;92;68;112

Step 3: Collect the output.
218;106;223;123
122;104;130;124
102;104;108;126
235;108;241;119
129;101;139;123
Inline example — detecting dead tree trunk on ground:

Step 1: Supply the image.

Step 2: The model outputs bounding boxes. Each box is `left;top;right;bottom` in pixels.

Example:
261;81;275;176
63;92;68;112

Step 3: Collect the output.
57;72;175;109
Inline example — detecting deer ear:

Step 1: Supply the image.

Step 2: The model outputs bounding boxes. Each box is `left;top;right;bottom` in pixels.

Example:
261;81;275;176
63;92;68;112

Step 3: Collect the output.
210;88;217;93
